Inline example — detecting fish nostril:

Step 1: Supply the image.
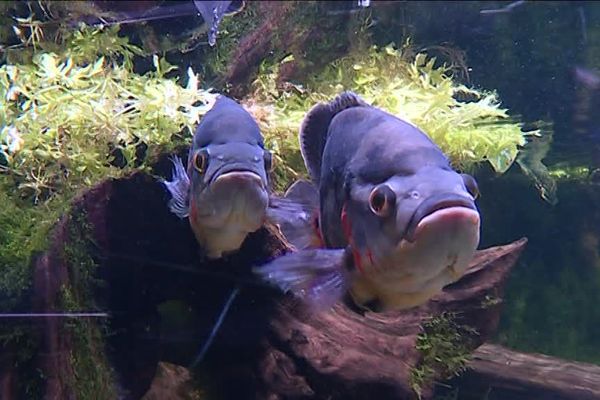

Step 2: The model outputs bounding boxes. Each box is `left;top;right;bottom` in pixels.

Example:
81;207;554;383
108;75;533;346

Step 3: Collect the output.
408;190;420;199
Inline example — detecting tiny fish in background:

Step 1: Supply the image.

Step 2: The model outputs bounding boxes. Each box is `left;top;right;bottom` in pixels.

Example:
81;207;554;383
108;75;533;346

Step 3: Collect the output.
574;66;600;90
193;0;245;46
257;92;481;312
162;95;273;259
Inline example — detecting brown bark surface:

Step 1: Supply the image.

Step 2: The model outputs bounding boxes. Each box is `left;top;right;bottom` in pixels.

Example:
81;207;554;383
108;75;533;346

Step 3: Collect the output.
28;154;528;399
446;343;600;400
254;238;528;400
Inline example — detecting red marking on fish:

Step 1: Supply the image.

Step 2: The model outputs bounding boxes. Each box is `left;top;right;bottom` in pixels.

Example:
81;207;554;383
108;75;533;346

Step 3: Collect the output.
311;212;326;248
352;248;365;274
367;248;375;266
341;203;365;274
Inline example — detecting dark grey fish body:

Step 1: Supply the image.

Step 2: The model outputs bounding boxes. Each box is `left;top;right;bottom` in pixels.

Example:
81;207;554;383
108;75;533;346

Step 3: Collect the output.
163;95;272;259
257;92;481;312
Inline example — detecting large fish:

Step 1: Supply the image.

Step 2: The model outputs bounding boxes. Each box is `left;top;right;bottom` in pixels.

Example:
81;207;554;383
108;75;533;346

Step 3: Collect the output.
162;95;273;259
256;91;481;312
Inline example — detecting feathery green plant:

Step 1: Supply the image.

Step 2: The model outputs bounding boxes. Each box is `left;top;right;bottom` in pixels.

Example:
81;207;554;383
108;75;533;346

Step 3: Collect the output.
0;25;216;202
247;42;535;190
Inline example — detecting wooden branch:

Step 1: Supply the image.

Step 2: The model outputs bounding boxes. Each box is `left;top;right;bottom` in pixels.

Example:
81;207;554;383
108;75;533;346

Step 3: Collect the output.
253;239;528;400
223;2;296;96
26;157;527;399
445;343;600;400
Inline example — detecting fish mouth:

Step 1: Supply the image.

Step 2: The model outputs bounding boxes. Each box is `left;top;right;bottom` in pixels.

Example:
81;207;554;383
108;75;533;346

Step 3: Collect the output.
404;194;478;243
213;170;265;187
195;169;269;226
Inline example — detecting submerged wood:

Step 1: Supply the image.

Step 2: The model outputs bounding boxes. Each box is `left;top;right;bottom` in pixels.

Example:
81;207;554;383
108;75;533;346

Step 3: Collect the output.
447;343;600;400
223;2;296;96
28;153;527;399
255;238;527;400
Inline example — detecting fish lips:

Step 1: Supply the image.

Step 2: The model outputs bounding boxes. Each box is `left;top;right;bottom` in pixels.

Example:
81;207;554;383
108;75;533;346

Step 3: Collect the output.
207;164;270;210
213;169;265;188
207;163;268;190
195;164;270;227
404;193;479;243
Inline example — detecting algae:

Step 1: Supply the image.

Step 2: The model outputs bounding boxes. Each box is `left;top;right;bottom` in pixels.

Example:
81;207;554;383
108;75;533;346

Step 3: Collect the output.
0;189;63;311
0;187;58;399
59;209;117;399
410;312;478;399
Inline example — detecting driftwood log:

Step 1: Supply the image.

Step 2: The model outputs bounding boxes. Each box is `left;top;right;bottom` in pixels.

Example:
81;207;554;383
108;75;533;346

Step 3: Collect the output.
222;2;360;98
255;239;527;400
23;151;530;400
445;343;600;400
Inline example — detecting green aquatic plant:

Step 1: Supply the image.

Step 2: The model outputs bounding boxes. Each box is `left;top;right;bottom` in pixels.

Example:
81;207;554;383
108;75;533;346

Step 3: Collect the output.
410;312;478;399
247;42;535;189
515;121;558;205
0;189;64;311
59;209;117;399
0;188;64;397
548;164;597;181
0;24;216;202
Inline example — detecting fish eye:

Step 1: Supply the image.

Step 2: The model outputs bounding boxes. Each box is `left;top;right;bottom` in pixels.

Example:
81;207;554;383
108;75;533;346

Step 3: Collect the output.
264;150;275;172
193;150;208;173
369;184;396;217
461;173;480;199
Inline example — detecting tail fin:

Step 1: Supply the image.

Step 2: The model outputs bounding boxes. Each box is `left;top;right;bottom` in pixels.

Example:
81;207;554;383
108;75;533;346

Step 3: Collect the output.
299;91;370;184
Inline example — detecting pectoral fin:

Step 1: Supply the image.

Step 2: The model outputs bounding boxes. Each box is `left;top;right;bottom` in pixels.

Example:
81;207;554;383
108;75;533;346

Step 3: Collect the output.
266;180;321;250
161;156;191;219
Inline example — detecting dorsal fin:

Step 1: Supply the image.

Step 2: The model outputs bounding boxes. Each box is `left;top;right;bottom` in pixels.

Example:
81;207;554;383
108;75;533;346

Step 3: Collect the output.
299;91;370;184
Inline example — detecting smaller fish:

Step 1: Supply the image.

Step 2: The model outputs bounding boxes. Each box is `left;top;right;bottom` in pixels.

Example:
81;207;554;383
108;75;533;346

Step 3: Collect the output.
193;1;246;46
480;0;526;15
70;1;244;46
257;92;481;313
574;66;600;90
162;95;273;259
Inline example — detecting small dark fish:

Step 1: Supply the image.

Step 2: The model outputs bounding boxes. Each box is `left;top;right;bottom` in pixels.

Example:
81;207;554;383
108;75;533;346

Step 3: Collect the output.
67;1;244;46
574;66;600;90
256;92;481;312
480;0;526;15
193;1;245;46
162;95;273;259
